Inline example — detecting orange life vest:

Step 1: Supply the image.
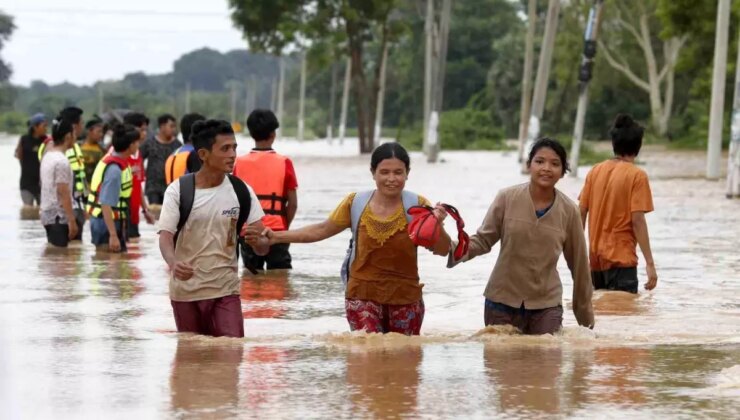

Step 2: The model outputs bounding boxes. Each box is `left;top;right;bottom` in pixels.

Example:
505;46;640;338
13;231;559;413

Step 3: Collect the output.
165;144;194;185
233;150;288;231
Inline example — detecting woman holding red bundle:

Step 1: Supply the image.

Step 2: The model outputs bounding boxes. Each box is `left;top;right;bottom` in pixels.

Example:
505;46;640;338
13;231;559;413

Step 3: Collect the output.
246;143;451;335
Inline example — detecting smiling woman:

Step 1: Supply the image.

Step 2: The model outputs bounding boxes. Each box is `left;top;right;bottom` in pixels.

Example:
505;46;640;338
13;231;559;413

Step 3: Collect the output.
448;137;594;335
245;142;453;336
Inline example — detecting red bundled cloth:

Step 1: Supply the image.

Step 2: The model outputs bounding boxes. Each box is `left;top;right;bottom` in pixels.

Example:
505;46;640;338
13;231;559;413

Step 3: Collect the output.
407;204;469;260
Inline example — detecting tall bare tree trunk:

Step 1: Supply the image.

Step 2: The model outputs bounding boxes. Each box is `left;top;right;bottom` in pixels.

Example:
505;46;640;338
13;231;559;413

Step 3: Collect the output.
517;0;537;163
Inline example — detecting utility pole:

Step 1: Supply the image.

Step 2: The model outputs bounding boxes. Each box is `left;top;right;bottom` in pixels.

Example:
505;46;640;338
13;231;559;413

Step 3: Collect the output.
229;81;238;127
727;26;740;197
97;83;104;115
277;56;285;138
271;77;277;111
298;53;307;141
328;62;338;143
244;78;250;124
184;82;191;114
427;0;452;163
570;0;605;177
525;0;561;170
423;0;435;156
707;0;731;179
517;0;537;163
339;57;351;145
374;42;389;149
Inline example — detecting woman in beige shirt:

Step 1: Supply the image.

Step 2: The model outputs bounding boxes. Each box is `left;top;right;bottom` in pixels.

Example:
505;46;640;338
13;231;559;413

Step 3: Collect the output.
247;143;451;335
450;138;594;334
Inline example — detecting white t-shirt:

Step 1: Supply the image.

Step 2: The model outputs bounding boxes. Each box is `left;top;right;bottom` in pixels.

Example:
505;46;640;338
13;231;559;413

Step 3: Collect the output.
158;176;264;301
39;150;73;226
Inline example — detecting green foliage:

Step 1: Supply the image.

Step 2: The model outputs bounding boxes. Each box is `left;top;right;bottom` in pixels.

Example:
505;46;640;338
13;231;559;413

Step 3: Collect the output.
0;110;26;134
0;11;15;82
438;108;506;150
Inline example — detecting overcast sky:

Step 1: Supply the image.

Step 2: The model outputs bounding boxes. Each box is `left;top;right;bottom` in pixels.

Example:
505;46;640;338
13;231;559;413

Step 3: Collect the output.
1;0;248;86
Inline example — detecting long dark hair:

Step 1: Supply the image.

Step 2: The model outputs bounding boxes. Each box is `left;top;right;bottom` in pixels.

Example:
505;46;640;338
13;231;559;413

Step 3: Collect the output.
51;119;74;145
370;142;411;172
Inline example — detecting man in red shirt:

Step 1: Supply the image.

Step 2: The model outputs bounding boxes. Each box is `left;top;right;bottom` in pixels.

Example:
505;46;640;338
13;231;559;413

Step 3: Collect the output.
123;112;155;237
233;109;298;270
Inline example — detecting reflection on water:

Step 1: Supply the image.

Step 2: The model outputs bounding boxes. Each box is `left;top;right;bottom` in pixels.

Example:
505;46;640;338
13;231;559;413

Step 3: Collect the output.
170;337;243;417
346;347;422;419
1;138;739;417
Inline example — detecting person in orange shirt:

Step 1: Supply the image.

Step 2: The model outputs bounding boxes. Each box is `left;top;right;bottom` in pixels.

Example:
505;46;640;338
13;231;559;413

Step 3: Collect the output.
233;109;298;270
579;114;658;293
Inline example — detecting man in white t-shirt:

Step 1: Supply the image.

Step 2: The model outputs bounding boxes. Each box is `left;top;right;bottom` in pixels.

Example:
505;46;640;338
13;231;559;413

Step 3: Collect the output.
40;118;79;247
158;119;269;338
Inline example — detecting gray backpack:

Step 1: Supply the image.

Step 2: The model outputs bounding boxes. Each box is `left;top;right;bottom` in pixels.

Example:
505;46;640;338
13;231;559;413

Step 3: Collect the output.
340;190;419;285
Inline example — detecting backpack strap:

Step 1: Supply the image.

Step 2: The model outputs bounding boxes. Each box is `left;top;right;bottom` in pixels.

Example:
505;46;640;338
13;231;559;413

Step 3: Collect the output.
401;190;418;223
227;174;252;237
175;173;196;247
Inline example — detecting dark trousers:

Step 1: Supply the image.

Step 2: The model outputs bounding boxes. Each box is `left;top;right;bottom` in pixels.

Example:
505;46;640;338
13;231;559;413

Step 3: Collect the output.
171;295;244;338
72;208;85;241
592;267;638;294
44;217;69;247
240;242;292;271
484;300;563;335
147;192;164;205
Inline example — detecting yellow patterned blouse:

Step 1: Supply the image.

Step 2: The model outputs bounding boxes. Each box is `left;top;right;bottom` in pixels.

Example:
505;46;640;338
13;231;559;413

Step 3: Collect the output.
329;192;431;305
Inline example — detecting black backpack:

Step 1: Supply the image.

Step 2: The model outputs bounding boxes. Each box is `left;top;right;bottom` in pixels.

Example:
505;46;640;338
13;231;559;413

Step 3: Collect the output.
175;173;255;272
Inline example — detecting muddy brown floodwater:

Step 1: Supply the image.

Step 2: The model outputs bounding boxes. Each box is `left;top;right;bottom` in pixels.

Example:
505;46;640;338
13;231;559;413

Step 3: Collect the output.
0;136;738;418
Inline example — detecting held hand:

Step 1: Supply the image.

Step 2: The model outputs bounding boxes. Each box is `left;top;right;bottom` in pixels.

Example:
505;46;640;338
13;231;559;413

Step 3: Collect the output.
244;225;274;244
171;261;195;281
108;235;121;253
68;219;79;240
432;203;447;223
645;263;658;290
143;209;155;224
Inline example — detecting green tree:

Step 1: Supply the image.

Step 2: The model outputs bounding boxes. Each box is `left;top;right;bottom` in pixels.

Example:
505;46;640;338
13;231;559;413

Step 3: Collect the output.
229;0;403;153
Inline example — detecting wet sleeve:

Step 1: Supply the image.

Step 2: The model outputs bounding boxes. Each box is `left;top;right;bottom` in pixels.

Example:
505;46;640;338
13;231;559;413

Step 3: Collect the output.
578;170;592;210
98;165;122;206
246;184;266;224
284;158;298;190
450;191;505;266
157;181;181;234
631;171;654;213
563;204;594;328
328;193;355;229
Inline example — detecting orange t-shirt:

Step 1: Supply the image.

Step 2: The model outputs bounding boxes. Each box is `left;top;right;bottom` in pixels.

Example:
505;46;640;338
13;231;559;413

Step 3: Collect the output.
579;160;654;271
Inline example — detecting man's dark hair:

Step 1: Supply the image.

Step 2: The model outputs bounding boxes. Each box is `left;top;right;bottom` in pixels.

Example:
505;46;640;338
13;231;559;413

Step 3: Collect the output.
246;109;279;141
157;113;176;127
180;113;206;144
610;114;644;157
85;118;104;130
58;106;83;125
123;112;149;129
527;137;570;175
111;123;140;152
191;119;235;153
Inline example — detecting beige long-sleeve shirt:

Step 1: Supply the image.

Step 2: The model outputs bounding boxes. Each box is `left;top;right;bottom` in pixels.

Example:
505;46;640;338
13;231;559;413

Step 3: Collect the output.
450;183;594;328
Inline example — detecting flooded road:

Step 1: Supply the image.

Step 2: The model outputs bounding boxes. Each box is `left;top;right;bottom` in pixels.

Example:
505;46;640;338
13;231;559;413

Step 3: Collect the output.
1;136;738;418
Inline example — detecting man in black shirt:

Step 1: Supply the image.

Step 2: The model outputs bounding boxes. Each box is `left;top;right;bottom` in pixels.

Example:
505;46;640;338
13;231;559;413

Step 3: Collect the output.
15;113;47;206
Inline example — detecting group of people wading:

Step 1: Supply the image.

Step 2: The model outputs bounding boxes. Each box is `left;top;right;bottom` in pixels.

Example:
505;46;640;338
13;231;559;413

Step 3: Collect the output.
18;107;658;339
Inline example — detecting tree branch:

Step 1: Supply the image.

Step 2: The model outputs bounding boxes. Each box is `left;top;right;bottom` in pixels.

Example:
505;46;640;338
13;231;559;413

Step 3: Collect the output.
599;40;651;92
658;36;687;82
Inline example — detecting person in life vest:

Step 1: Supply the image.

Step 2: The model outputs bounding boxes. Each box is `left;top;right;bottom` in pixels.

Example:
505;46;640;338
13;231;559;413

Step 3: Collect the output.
233;109;298;271
86;124;140;253
122;112;155;238
164;112;206;186
245;143;452;336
